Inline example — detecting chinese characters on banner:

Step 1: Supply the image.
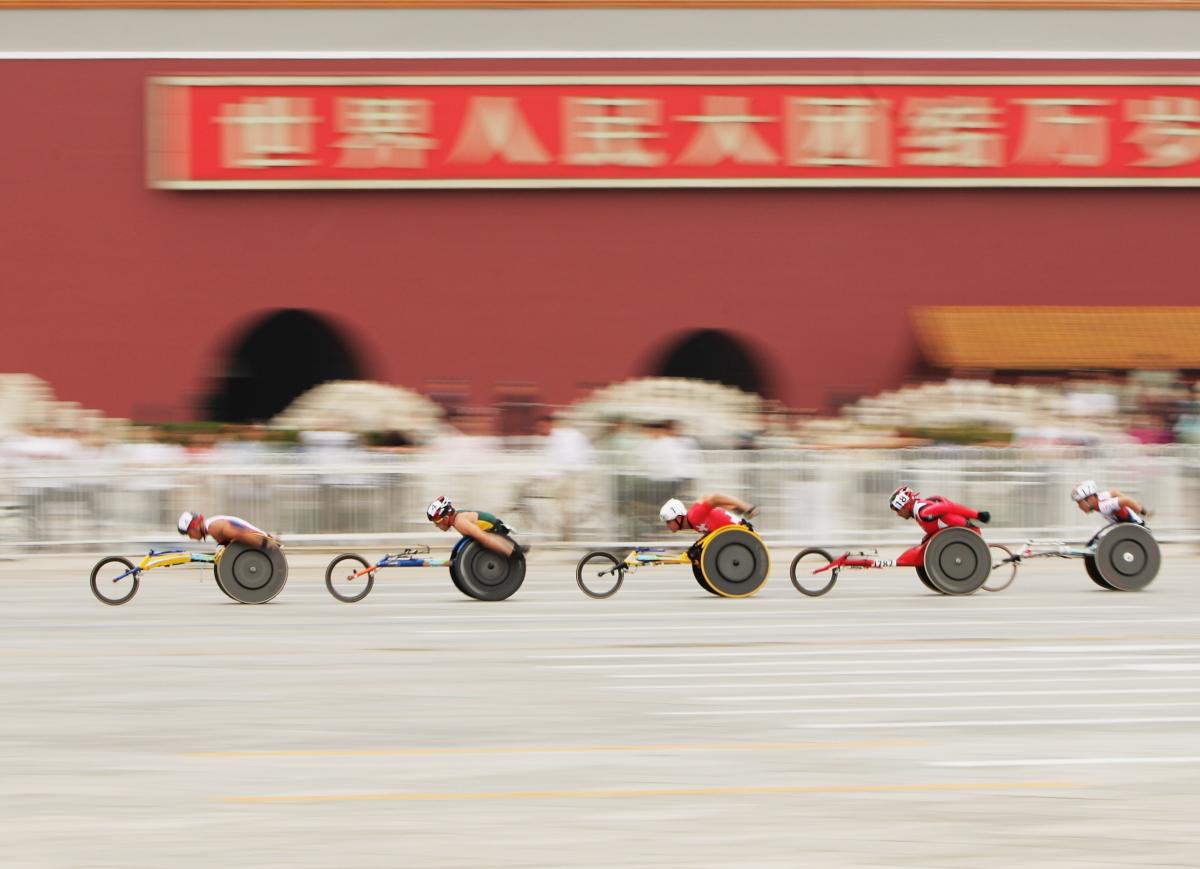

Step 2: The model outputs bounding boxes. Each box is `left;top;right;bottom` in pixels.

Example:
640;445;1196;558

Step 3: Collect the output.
146;75;1200;188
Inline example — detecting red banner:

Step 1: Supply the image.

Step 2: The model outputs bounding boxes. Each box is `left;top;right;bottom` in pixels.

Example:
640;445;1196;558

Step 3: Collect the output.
147;75;1200;188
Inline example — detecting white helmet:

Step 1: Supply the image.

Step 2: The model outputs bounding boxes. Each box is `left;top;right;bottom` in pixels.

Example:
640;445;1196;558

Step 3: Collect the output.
659;498;687;523
177;511;201;535
1071;480;1098;502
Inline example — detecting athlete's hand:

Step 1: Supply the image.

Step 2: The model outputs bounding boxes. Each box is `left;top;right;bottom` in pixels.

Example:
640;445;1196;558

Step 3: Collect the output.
976;511;991;524
745;504;759;519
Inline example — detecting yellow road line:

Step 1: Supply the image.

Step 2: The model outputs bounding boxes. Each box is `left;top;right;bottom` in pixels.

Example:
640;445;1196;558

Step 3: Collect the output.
223;780;1077;805
189;738;921;759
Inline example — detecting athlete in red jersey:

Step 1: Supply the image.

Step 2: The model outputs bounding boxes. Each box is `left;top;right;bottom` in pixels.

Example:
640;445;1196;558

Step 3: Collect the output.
660;494;758;535
888;486;990;567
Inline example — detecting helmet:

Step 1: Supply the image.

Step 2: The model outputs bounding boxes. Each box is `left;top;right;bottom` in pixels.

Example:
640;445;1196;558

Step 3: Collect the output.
427;496;454;523
177;511;202;535
889;486;916;511
659;498;687;523
1072;480;1098;502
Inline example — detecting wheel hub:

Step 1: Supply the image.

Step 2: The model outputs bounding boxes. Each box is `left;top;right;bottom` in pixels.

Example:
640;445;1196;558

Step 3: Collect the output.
232;550;271;590
716;543;755;583
1111;540;1147;576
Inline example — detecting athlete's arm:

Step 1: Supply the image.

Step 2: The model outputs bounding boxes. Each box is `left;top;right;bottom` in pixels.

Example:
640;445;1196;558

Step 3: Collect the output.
453;513;515;557
699;494;757;517
208;519;273;549
1115;494;1147;516
917;500;980;522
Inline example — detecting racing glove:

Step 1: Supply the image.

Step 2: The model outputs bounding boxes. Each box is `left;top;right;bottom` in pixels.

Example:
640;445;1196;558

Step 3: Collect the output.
976;511;991;524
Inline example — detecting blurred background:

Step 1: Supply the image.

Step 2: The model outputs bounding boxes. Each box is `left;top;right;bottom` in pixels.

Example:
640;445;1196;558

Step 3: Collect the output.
3;1;1200;550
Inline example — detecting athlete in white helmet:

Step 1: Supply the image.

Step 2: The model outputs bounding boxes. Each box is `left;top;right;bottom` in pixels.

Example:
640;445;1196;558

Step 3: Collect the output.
177;511;277;549
1071;480;1150;526
660;494;758;535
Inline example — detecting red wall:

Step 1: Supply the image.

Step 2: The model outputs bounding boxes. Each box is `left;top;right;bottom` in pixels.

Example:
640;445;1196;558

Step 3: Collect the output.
3;58;1199;420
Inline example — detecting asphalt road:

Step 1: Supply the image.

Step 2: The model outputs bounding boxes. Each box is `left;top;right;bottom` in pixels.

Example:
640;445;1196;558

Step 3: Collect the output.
3;548;1198;868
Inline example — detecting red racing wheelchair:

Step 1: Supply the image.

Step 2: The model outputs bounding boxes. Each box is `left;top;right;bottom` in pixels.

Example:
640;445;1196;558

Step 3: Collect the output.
789;525;1015;597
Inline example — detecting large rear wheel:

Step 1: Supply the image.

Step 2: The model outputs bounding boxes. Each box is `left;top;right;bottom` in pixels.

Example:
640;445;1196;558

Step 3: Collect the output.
456;537;526;601
922;528;991;596
698;526;770;598
216;541;288;604
1093;524;1160;591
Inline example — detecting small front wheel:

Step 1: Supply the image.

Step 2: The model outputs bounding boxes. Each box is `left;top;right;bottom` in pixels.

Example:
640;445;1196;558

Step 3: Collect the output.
983;543;1018;592
325;554;375;603
90;556;139;606
576;551;625;599
790;548;837;597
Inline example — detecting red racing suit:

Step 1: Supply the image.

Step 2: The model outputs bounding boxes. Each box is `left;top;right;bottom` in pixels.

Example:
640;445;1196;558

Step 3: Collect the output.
686;500;738;535
896;496;982;567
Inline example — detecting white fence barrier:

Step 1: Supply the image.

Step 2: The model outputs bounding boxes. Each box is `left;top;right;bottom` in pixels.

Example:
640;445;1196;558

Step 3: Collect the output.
0;445;1196;550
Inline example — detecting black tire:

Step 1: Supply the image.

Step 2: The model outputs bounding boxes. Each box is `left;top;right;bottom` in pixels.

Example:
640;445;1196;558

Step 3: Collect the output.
216;541;288;604
448;539;470;596
90;556;139;606
214;563;236;600
692;562;721;596
1093;524;1160;591
698;526;770;598
922;527;991;596
915;564;939;592
456;536;526;601
789;548;837;597
983;543;1018;593
576;551;625;599
325;553;375;603
1084;554;1116;590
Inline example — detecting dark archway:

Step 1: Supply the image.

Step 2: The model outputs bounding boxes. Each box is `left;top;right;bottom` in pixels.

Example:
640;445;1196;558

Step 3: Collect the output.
204;309;365;423
653;329;770;397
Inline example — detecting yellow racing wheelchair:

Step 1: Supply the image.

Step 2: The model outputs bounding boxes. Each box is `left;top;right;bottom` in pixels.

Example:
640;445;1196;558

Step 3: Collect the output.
576;524;770;599
89;541;287;606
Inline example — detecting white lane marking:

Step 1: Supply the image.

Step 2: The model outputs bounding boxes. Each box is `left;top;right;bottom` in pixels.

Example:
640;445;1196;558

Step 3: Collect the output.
616;665;1200;679
796;716;1200;730
1125;664;1200;671
620;674;1200;689
932;756;1200;768
657;700;1200;717
419;617;1200;635
361;604;1158;622
533;640;1190;660
550;654;1200;671
697;687;1200;702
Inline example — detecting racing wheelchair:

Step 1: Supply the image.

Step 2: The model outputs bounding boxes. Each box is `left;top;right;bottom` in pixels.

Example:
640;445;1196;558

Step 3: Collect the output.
789;525;1013;597
326;532;526;602
89;540;288;606
576;524;771;599
995;522;1160;592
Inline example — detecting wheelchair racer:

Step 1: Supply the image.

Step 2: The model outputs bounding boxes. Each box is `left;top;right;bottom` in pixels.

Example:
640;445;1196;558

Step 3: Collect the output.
660;494;759;535
887;486;990;567
177;511;278;549
426;496;528;558
1071;480;1150;527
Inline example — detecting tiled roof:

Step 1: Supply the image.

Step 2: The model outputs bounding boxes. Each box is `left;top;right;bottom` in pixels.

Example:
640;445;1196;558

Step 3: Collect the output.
913;306;1200;370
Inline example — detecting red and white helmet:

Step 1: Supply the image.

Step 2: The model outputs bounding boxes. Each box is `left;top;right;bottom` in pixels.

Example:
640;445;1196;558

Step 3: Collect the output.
889;486;917;511
426;496;455;522
177;511;203;536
